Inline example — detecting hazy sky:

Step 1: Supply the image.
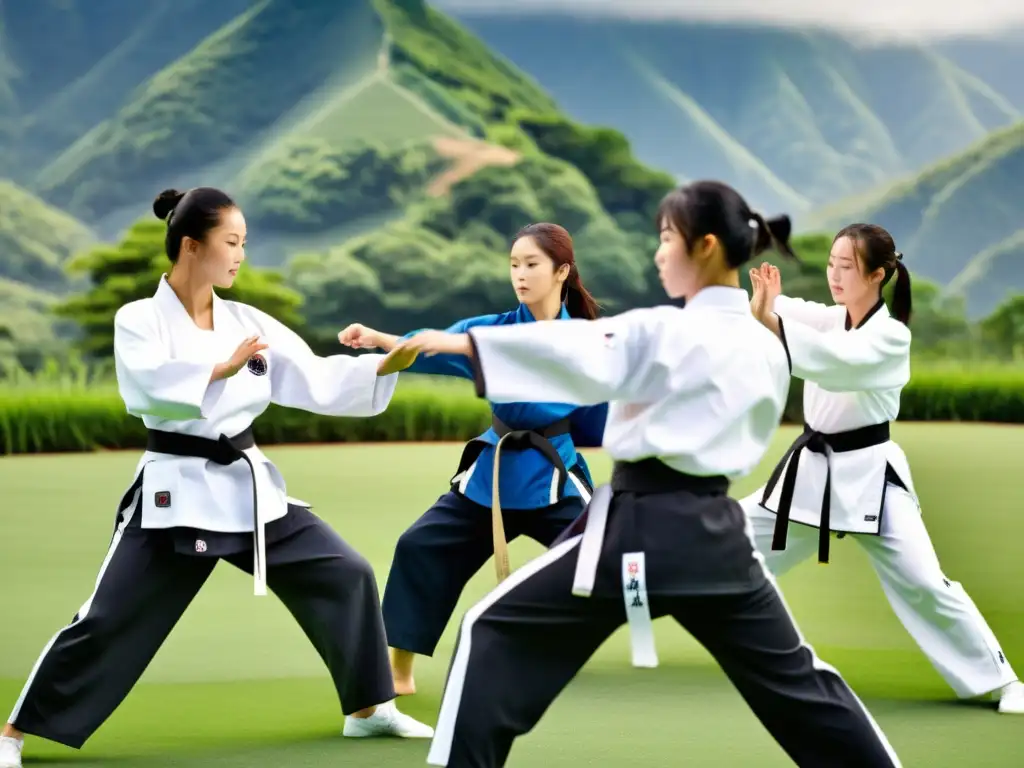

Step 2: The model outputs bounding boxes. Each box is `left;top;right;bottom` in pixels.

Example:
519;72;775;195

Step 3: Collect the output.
433;0;1024;40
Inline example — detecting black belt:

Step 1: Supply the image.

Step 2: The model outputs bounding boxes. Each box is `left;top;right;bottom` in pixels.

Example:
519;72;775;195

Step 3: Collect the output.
762;422;890;564
611;458;730;496
146;427;267;594
555;459;729;546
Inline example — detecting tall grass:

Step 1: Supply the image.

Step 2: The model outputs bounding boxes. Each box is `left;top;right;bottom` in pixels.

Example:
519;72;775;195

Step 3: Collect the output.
1;362;1021;456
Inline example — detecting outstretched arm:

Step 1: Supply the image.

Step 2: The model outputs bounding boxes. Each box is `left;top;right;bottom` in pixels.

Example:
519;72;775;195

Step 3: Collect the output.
255;310;398;417
394;309;662;405
339;315;502;380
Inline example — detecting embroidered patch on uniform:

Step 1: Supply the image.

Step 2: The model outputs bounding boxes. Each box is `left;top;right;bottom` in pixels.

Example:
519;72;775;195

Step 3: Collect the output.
195;539;207;554
603;332;615;348
247;353;268;376
625;560;644;607
154;491;171;508
864;514;878;522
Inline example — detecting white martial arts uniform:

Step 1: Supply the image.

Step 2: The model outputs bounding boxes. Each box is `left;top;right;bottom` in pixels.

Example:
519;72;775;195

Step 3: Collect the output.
741;295;1019;701
114;274;397;594
426;287;902;768
1;275;432;767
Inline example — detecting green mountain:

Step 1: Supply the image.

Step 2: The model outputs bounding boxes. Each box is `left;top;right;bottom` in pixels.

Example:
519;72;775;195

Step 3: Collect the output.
447;13;1022;217
0;0;676;355
0;0;1019;359
0;180;94;289
806;120;1024;318
0;181;94;371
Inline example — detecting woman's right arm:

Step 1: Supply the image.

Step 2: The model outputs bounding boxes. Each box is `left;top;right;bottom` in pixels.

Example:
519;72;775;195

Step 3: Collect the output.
114;304;235;420
342;315;502;380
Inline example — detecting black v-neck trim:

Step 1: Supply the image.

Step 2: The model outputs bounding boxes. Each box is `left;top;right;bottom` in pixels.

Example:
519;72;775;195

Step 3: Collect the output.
845;298;885;330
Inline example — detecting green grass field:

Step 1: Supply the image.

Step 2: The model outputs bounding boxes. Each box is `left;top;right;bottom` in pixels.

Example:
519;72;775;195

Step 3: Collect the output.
2;424;1023;766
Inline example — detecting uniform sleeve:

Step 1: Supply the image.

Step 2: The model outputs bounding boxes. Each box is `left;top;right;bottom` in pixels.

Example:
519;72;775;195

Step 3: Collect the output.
568;403;608;448
467;310;662;405
782;318;911;392
114;305;227;421
773;295;842;331
401;314;500;379
252;309;397;417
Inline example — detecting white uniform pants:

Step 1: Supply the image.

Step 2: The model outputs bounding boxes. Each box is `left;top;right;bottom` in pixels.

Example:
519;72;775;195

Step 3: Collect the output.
741;482;1018;699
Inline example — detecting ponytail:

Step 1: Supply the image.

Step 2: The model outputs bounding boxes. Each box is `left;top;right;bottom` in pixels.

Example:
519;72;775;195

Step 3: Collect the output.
889;254;912;325
564;266;601;320
749;212;799;264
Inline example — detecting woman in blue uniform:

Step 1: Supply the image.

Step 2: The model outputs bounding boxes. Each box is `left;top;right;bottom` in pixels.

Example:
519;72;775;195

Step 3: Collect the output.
338;222;607;696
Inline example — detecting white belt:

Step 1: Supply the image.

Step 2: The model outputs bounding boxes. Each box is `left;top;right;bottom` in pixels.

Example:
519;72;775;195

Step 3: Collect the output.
571;484;658;668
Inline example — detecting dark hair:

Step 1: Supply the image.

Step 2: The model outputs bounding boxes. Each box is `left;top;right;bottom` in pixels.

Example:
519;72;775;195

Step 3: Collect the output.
833;223;911;325
153;187;237;263
512;223;600;320
656;180;797;268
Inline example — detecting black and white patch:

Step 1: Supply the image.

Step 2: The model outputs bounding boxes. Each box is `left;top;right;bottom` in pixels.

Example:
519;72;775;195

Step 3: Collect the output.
247;353;268;376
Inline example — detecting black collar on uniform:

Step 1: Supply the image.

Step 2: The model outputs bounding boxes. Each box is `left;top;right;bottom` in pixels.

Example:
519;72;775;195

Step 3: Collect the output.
845;298;886;330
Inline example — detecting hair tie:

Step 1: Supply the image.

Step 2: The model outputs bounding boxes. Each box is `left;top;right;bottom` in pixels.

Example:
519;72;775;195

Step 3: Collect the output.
748;218;758;229
895;251;903;261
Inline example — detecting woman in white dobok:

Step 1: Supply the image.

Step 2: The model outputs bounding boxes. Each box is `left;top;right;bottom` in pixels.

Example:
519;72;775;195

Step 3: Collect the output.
742;222;1022;714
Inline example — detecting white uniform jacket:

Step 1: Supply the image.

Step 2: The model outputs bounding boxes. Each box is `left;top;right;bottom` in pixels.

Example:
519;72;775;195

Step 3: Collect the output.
759;295;917;544
112;275;397;593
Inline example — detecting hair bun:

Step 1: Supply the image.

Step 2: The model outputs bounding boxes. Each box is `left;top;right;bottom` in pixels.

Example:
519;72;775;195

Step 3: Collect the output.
153;189;185;221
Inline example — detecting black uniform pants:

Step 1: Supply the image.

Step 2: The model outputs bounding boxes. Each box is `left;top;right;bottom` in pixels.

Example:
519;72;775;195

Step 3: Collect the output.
382;491;584;657
9;499;395;749
426;489;902;768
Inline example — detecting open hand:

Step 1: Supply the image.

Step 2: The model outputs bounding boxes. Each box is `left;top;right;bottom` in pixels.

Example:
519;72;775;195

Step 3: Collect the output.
338;323;380;349
760;262;782;301
215;335;268;380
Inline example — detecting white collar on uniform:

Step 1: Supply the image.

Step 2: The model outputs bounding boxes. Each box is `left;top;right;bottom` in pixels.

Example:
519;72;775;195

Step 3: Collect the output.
684;285;751;313
154;273;224;330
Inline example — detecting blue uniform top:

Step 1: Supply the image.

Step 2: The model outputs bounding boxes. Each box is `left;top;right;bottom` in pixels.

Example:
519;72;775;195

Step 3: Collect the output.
403;304;608;511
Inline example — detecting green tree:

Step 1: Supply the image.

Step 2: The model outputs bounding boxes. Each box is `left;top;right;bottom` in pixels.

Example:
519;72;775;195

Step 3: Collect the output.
291;221;509;342
55;219;304;358
979;294;1024;359
513;112;676;223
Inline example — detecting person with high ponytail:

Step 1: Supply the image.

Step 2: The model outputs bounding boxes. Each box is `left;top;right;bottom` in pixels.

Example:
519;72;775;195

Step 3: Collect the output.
0;187;435;768
380;182;902;768
337;222;608;699
741;223;1023;715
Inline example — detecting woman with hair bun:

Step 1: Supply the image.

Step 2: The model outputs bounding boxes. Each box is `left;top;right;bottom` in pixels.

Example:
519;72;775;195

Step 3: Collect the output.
0;187;432;768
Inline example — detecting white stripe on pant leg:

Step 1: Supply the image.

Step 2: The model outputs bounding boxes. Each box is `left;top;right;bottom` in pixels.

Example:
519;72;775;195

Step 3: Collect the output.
740;515;903;768
566;471;593;504
8;490;140;724
426;534;583;767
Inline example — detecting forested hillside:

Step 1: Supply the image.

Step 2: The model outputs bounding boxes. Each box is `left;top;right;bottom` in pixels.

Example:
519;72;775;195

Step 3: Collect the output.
0;0;1020;373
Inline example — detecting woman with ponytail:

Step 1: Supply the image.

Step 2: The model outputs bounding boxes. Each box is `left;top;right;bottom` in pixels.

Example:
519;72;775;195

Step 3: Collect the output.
741;223;1023;715
337;223;608;698
383;183;906;767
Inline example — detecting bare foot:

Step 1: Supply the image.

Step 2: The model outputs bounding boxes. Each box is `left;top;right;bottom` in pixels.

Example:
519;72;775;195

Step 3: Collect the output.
349;706;377;719
394;676;417;696
0;724;21;739
390;647;417;696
